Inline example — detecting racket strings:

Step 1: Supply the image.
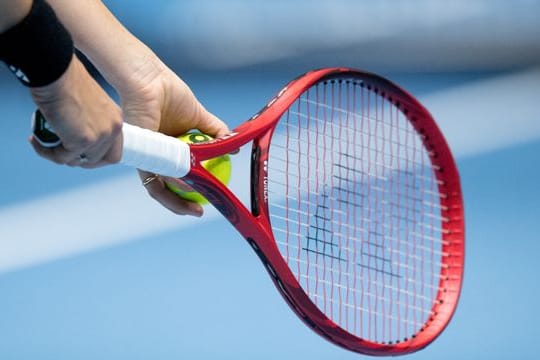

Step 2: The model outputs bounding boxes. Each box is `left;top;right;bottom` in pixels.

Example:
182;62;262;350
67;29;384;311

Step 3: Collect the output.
267;176;449;223
275;118;439;173
284;252;444;300
272;227;449;270
268;78;444;344
269;149;444;192
268;182;448;234
307;292;427;328
289;110;433;162
302;97;422;138
269;207;450;251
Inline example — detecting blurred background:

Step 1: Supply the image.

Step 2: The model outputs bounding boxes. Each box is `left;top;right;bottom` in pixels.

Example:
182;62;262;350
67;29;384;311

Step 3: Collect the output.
1;0;539;359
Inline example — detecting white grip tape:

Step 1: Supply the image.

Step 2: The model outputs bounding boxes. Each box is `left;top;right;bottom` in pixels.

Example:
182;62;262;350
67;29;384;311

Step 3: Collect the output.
121;123;191;178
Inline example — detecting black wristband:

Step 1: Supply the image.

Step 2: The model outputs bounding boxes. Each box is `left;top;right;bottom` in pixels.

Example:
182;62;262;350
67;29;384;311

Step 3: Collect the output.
0;0;74;87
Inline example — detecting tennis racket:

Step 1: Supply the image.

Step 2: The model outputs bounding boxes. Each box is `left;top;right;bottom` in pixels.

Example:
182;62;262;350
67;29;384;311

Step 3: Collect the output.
32;67;464;356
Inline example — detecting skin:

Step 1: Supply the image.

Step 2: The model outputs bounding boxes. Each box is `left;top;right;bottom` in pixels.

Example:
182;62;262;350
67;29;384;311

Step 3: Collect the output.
30;56;123;167
2;0;229;216
1;0;123;168
0;0;32;32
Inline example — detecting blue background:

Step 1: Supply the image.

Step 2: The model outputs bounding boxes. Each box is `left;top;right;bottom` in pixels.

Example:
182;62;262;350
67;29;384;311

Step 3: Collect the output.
1;1;539;359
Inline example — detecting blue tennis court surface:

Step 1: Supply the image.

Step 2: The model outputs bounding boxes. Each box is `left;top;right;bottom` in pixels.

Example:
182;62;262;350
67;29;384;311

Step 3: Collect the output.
1;1;539;358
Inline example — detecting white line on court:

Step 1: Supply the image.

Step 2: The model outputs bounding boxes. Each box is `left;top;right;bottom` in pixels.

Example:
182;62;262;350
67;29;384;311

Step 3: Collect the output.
0;68;538;273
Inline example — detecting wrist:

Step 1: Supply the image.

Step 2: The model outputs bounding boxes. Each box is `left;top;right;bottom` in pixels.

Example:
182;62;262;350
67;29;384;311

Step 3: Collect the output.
42;0;166;95
60;1;164;94
96;41;166;94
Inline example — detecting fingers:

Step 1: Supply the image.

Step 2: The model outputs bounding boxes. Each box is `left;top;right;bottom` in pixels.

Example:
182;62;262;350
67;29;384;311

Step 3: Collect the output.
203;111;230;138
138;170;203;217
193;107;240;154
29;132;121;169
161;176;196;193
30;136;75;164
189;103;230;138
30;136;88;167
29;56;123;169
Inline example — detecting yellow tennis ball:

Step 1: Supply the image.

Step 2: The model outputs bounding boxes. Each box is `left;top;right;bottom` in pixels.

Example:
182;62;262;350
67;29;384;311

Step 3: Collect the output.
165;132;231;204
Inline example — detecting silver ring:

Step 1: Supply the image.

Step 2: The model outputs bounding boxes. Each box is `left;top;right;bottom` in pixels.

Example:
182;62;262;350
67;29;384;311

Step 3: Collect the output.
78;153;88;164
142;174;159;186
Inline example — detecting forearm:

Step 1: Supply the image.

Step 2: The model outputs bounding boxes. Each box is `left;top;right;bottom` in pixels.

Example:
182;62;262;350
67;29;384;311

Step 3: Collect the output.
46;0;162;93
0;0;32;32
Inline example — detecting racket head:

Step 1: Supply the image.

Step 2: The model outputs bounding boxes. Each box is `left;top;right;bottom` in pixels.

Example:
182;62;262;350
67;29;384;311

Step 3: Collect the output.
185;68;464;355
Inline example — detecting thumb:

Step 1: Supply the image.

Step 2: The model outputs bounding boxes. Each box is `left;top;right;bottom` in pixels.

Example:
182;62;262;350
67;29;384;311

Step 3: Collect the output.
193;104;230;139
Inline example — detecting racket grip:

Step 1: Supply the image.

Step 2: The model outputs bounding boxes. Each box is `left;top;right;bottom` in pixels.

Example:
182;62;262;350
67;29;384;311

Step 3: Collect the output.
121;123;190;177
31;109;191;178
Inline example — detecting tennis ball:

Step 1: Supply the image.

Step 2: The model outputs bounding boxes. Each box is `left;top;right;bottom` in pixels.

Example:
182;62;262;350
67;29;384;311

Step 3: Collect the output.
165;132;231;204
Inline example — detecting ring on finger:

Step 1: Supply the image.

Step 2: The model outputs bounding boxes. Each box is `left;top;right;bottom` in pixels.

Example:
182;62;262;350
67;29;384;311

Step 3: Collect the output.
142;174;160;186
78;153;89;164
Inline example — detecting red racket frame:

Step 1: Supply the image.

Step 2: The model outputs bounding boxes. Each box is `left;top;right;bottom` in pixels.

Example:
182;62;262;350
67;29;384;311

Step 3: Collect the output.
183;68;464;355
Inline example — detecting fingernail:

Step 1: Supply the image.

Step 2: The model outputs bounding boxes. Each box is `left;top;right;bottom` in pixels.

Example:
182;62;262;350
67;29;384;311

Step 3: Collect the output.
193;206;204;217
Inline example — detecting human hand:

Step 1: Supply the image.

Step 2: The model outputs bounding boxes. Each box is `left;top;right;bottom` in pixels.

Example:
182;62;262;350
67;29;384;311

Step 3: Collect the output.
29;56;123;168
115;58;229;216
41;0;229;216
